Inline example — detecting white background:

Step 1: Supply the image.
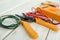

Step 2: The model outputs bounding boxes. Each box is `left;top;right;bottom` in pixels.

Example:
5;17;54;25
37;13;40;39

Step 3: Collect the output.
0;0;60;40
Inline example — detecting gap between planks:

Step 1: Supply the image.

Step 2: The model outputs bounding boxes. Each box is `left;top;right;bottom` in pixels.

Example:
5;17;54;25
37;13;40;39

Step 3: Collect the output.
45;29;50;40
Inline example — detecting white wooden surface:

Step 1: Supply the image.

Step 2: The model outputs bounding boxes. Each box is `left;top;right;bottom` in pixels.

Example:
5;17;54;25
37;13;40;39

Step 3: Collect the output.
0;0;60;40
46;25;60;40
0;0;30;13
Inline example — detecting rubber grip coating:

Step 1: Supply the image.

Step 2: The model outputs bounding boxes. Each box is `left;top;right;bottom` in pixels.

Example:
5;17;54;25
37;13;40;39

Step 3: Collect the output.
21;20;38;39
35;18;59;31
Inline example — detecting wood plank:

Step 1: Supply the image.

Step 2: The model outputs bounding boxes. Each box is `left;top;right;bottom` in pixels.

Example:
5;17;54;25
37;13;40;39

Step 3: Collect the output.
0;27;13;40
0;0;30;13
46;24;60;40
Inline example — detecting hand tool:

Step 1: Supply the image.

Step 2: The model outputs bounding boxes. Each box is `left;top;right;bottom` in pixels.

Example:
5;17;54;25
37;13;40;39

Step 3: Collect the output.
0;14;38;39
35;5;60;22
26;12;59;31
26;12;60;25
16;13;38;39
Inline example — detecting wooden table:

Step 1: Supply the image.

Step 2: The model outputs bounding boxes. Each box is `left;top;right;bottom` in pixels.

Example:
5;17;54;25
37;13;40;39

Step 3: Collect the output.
0;0;60;40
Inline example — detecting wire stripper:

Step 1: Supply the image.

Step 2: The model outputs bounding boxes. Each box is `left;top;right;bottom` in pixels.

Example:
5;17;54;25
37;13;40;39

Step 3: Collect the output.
36;4;60;22
26;12;59;31
16;13;38;39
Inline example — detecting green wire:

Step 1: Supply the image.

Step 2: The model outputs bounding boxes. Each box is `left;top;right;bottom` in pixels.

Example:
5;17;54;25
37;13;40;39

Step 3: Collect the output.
0;15;20;29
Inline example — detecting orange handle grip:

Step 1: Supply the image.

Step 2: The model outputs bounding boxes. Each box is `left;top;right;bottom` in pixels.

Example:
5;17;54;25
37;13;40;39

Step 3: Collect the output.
21;20;38;39
35;18;59;31
36;7;60;22
47;6;59;12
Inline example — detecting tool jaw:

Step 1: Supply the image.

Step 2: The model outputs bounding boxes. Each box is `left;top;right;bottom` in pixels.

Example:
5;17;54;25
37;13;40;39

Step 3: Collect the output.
15;13;35;22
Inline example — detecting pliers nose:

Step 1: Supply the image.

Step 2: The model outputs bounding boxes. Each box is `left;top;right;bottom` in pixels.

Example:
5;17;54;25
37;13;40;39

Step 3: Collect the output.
15;13;35;22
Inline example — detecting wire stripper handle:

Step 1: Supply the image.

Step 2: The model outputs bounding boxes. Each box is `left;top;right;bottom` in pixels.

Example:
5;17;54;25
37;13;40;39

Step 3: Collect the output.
21;20;38;39
35;18;59;31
